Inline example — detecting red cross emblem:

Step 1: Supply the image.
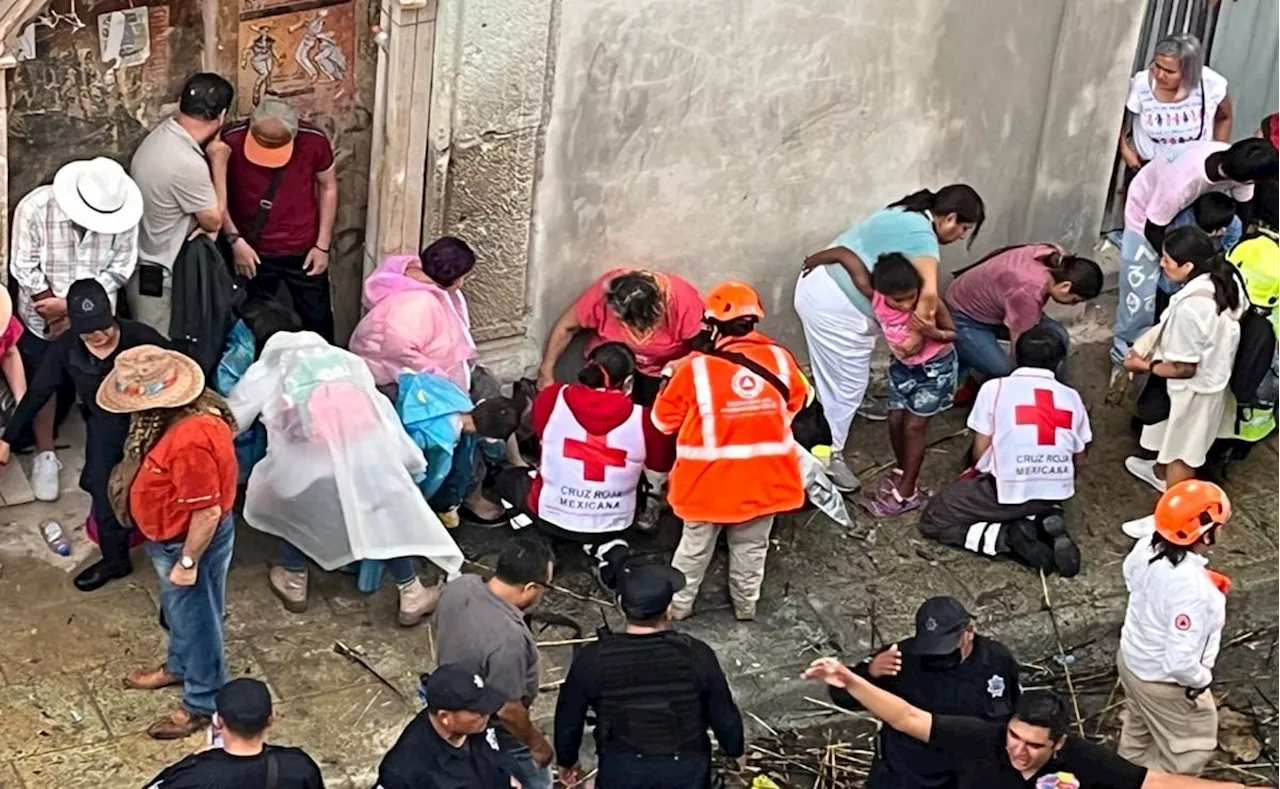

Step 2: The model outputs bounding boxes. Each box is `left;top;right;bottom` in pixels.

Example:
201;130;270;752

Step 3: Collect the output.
1014;388;1074;446
563;433;628;482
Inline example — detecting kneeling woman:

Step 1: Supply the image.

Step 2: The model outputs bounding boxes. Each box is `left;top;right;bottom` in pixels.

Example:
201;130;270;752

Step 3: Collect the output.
491;342;674;587
1123;228;1245;491
1118;480;1232;775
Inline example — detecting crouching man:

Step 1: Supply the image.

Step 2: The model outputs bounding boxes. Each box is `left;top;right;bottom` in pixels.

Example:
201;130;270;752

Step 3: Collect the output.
919;328;1089;576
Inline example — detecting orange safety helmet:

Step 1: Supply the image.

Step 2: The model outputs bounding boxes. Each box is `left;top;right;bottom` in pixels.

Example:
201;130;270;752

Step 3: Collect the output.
1154;480;1232;546
704;280;765;322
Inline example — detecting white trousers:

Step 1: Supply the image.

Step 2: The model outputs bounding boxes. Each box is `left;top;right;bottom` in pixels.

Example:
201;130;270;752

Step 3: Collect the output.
793;267;877;451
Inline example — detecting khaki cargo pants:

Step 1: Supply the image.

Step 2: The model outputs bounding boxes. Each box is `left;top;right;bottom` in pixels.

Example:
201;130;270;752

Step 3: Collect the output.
1116;651;1218;775
670;515;775;619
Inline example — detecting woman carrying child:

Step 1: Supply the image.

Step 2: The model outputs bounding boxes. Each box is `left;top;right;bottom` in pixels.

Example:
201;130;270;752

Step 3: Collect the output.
840;253;959;517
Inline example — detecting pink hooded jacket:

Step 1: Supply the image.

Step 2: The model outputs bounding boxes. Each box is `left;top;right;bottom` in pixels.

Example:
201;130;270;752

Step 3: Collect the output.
348;254;476;390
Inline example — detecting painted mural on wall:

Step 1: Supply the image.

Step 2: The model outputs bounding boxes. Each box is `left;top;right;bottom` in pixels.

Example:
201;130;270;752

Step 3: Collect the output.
237;0;355;114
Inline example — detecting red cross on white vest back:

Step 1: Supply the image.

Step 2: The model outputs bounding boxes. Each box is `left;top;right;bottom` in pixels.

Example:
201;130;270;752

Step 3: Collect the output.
1014;388;1074;446
563;433;628;482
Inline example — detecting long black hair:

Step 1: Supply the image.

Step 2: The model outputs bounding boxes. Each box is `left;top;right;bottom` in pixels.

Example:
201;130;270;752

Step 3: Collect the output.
888;184;986;247
578;342;636;390
1162;226;1242;314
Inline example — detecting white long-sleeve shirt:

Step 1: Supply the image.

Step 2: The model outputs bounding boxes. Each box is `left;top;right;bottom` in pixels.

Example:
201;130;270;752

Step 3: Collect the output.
1119;539;1225;688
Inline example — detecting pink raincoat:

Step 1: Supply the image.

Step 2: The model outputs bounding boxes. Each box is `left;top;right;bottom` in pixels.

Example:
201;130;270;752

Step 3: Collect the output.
349;254;476;391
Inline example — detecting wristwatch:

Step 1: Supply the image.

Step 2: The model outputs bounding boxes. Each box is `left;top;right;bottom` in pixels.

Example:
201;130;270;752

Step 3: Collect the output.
180;555;196;570
225;232;242;247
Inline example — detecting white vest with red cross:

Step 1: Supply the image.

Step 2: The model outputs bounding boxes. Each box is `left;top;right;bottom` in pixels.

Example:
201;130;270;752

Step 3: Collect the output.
538;387;647;533
974;368;1092;504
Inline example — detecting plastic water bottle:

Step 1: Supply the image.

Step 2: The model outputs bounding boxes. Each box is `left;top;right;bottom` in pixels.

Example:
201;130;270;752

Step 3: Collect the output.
41;520;71;556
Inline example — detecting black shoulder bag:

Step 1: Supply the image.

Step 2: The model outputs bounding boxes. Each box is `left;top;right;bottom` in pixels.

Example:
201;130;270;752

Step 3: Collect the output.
245;168;286;246
702;347;833;451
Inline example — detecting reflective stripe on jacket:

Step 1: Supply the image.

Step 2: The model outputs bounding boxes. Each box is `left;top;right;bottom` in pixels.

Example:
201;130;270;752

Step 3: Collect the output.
652;332;806;524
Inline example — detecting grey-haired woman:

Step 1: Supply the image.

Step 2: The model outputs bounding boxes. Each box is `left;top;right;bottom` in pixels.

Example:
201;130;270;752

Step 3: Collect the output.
1120;33;1233;168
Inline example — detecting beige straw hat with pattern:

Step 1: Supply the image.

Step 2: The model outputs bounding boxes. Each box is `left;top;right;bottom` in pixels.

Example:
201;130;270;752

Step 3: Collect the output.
97;345;205;414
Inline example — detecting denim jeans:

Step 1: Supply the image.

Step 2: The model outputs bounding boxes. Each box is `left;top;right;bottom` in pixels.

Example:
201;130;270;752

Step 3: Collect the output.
427;433;481;512
1112;228;1161;365
279;544;416;586
146;515;236;716
952;310;1069;381
504;742;554;789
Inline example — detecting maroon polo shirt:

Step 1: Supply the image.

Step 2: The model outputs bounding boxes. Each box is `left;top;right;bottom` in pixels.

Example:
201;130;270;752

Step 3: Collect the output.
222;120;334;257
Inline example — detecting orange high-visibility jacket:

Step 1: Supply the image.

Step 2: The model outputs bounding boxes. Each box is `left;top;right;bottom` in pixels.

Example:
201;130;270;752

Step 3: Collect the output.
652;332;807;524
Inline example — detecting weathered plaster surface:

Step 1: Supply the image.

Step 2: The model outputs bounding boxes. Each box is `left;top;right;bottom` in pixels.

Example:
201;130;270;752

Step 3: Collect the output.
426;0;555;343
7;0;204;204
518;0;1143;356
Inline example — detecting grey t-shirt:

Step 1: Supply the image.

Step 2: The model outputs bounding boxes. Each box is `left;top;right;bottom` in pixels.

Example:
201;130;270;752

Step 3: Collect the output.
435;574;540;707
130;117;217;270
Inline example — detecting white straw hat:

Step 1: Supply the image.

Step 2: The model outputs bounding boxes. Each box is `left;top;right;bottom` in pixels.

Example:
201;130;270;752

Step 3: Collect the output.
52;157;143;236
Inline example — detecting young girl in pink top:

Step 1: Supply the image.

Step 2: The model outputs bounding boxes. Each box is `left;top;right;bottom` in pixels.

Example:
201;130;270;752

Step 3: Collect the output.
848;253;958;516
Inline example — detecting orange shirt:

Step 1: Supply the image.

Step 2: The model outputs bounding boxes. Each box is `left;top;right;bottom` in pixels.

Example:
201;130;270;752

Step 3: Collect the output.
131;413;238;542
652;332;807;524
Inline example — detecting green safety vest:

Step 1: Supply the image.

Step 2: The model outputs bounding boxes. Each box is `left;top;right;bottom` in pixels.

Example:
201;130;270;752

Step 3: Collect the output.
1226;233;1279;442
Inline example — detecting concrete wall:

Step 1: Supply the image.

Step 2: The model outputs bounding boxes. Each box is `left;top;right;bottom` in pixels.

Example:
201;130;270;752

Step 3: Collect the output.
426;0;1145;366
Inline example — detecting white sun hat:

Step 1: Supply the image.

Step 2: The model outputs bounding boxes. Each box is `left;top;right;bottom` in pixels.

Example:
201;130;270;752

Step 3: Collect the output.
51;157;144;236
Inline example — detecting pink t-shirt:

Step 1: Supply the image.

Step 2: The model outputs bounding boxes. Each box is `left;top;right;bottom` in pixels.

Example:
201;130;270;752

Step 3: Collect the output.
872;292;951;366
574;269;704;375
944;244;1058;334
1124;141;1255;234
0;317;23;357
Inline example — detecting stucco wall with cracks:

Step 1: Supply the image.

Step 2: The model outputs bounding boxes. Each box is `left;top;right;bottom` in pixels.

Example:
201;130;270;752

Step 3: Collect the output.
427;0;1144;365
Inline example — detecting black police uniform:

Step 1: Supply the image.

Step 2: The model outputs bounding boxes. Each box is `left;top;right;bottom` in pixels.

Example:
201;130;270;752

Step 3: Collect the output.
554;629;745;789
830;634;1020;789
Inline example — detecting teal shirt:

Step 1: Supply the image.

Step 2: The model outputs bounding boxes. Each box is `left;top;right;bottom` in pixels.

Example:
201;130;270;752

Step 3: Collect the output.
825;208;941;318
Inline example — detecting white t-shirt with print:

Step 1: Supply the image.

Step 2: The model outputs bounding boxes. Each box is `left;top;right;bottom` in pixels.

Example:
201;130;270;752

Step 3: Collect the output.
1127;67;1229;163
1155;273;1244;394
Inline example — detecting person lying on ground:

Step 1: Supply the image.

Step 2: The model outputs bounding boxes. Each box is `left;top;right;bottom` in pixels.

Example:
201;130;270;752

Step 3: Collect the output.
538;268;703;406
944;243;1102;389
226;331;463;625
142;678;323;789
826;596;1019;789
488;342;675;591
804;657;1252;789
794;183;984;488
843;252;959;517
919;327;1088;577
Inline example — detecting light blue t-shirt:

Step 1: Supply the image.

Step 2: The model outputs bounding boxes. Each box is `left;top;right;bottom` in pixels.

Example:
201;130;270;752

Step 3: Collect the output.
825;207;941;318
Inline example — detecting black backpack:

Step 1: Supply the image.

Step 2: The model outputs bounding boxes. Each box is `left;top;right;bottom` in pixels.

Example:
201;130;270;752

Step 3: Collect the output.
1230;306;1277;407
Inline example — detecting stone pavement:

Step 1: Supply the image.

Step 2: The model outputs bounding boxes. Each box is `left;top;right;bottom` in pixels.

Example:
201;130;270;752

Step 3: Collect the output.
0;299;1277;788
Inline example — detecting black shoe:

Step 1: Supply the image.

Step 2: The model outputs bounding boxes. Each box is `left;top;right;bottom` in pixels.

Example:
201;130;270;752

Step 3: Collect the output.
1001;520;1055;571
74;560;131;592
1040;514;1081;578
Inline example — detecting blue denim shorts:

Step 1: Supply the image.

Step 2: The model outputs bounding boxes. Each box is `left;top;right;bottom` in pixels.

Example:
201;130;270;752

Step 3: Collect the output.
887;348;959;417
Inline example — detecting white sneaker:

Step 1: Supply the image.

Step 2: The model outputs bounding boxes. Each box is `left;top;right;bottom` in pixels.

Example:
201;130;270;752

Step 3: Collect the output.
1122;514;1157;540
1124;456;1166;493
31;451;62;502
827;456;861;493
